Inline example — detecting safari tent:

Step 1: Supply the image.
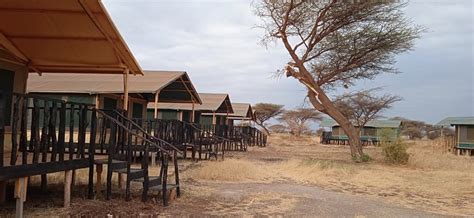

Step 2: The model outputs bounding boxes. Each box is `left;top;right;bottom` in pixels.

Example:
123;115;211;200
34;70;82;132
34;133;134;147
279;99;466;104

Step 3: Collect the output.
150;93;233;124
202;103;255;126
27;71;201;120
436;117;474;155
0;0;181;215
320;119;401;145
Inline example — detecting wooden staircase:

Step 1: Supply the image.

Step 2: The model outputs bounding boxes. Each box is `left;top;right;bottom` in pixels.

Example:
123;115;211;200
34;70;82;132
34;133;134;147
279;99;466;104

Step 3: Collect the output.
96;110;181;206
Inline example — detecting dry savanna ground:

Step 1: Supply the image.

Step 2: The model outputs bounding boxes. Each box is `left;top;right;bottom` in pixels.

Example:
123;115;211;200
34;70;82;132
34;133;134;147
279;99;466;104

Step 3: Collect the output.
0;134;473;216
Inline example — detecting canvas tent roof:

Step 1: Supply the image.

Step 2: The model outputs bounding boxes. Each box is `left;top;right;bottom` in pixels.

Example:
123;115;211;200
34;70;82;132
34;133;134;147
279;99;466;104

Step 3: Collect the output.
202;103;254;120
27;71;201;103
320;118;402;128
0;0;142;75
436;117;474;126
151;93;233;113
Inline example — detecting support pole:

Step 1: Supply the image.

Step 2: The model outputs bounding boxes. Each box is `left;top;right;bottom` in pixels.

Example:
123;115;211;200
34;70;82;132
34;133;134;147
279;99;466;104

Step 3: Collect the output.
96;163;103;194
123;69;129;111
154;91;160;119
119;68;129;190
15;177;28;218
212;112;216;125
178;111;183;121
191;102;195;123
64;170;73;207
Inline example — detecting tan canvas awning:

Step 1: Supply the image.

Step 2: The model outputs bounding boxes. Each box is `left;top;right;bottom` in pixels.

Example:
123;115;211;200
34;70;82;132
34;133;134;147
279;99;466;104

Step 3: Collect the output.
0;0;142;75
152;93;233;113
27;70;201;103
202;103;254;120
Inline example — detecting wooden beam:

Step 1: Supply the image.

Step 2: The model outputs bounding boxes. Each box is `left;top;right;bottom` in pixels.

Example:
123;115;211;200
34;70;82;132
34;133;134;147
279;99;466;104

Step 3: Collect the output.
123;69;129;111
0;31;29;63
0;7;103;15
0;159;90;181
4;35;110;41
79;0;139;75
179;76;197;104
154;91;160;119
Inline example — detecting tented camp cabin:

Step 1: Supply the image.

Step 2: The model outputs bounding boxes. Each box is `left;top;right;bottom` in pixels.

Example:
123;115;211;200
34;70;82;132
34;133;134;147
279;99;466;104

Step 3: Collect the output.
320;119;401;145
202;103;255;126
0;0;180;215
151;96;267;149
220;103;266;147
152;93;233;125
27;71;201;121
436;117;474;155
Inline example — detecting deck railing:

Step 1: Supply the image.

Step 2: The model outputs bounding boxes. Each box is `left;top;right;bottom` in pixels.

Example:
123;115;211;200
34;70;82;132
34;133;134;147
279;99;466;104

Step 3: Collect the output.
0;93;96;199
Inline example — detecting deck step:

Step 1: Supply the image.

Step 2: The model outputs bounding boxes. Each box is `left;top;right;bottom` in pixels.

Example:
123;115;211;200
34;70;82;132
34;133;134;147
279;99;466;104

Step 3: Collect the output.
113;168;144;174
149;184;179;190
132;176;162;187
113;168;146;180
94;159;127;165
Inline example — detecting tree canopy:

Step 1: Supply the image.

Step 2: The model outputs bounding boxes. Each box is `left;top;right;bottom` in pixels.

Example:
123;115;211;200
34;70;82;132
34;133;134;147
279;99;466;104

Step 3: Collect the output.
253;103;285;134
278;108;322;136
254;0;421;161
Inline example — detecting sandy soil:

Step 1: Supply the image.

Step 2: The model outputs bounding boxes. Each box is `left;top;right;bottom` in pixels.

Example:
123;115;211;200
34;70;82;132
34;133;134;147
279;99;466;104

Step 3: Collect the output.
0;134;472;217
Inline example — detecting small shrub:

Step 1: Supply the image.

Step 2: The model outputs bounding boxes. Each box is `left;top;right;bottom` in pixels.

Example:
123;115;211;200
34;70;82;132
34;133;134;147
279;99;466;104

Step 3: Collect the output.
360;154;372;162
382;139;410;164
351;153;372;163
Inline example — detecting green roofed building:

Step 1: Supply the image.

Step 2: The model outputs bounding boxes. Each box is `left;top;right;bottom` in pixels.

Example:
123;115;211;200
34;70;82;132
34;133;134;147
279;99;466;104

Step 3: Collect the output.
320;118;401;144
436;117;474;154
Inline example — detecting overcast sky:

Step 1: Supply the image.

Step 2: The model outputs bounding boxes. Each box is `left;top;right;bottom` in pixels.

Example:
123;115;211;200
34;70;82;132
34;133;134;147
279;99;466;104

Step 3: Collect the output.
103;0;473;124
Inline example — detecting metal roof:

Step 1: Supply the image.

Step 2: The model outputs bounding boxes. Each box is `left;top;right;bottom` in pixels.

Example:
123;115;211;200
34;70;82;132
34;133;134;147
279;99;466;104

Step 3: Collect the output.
0;0;142;75
435;117;474;126
320;118;402;128
27;70;201;103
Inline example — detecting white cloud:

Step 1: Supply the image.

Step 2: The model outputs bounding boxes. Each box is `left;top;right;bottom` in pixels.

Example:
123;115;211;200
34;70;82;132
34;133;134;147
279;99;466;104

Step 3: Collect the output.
103;0;473;124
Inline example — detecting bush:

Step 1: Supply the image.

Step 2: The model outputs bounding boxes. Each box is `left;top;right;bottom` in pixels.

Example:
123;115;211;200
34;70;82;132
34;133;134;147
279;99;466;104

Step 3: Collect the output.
382;139;409;164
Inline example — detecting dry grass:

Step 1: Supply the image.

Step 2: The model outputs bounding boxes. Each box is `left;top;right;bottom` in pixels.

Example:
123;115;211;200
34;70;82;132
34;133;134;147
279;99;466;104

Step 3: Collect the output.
183;159;273;182
182;134;474;216
6;134;472;216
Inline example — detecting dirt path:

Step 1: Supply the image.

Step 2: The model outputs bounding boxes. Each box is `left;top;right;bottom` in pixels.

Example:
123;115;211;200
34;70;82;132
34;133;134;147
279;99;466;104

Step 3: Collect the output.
156;181;446;217
0;136;471;216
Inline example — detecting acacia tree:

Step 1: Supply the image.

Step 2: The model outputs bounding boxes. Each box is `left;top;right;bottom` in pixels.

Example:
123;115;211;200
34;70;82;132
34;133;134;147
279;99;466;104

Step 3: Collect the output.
254;0;421;161
269;124;289;134
333;90;401;135
278;108;322;136
253;103;285;135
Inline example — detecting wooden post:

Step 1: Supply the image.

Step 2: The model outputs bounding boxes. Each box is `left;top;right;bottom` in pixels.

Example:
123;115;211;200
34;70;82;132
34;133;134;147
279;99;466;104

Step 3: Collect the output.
15;177;28;218
151;152;156;167
96;163;103;194
212;112;216;125
191;102;195;122
0;181;6;204
119;68;129;190
64;170;73;207
123;69;129;111
178;111;183;121
154;91;160;119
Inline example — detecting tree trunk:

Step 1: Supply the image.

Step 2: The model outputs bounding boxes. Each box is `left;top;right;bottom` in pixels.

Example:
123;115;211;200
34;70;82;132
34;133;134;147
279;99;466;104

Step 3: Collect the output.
256;123;271;136
307;87;365;161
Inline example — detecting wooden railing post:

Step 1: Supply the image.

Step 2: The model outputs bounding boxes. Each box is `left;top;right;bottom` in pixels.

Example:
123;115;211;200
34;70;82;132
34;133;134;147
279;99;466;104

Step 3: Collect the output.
88;108;97;199
20;97;28;165
58;102;66;162
0;92;4;203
